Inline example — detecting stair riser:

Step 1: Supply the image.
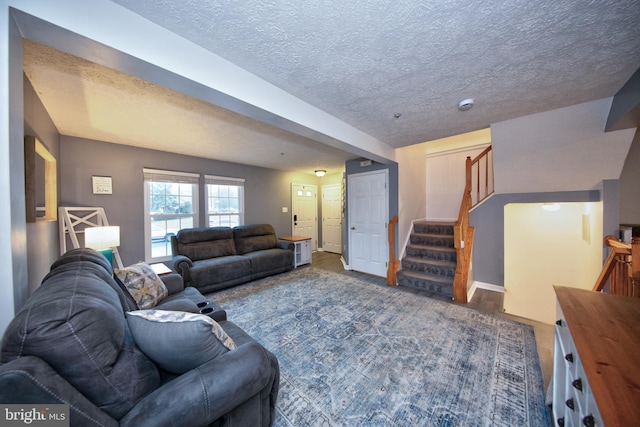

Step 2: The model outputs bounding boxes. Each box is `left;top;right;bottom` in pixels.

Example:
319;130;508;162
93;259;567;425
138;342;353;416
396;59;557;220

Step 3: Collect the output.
401;259;455;278
397;272;454;298
406;246;457;263
410;234;454;248
413;223;454;236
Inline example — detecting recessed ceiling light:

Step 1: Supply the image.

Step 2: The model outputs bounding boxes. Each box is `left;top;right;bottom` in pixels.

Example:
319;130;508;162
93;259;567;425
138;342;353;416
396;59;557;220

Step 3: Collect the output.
542;203;561;211
458;99;474;111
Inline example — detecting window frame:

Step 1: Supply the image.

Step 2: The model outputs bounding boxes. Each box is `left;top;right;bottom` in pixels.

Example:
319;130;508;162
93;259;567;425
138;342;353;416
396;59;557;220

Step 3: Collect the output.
204;175;245;228
143;168;200;263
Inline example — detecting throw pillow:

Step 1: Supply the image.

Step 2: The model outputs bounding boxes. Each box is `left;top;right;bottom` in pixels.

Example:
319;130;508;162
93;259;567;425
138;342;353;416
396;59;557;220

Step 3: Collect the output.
126;310;237;374
115;262;168;309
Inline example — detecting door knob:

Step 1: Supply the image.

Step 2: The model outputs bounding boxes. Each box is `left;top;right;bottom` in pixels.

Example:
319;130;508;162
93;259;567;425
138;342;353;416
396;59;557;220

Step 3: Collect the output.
351;226;355;230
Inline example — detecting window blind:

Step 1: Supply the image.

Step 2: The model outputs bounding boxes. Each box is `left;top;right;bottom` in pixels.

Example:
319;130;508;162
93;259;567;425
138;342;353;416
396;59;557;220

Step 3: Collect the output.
204;175;245;186
143;168;200;184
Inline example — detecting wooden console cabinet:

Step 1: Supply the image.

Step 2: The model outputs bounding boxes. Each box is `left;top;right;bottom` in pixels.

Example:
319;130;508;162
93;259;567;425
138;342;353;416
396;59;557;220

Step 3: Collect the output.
553;286;640;426
280;235;312;268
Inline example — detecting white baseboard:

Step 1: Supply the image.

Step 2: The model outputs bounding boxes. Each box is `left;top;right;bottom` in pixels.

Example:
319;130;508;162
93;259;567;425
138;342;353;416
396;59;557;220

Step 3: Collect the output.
474;281;504;293
467;280;503;302
467;281;477;301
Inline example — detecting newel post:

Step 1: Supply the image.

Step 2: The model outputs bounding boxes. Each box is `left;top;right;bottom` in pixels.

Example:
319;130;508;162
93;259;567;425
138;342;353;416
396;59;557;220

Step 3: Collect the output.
632;237;640;297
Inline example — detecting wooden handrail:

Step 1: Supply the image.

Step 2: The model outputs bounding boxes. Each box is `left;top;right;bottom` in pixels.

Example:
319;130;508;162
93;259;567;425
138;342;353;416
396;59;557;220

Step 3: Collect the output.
453;157;474;303
593;235;639;298
452;147;493;303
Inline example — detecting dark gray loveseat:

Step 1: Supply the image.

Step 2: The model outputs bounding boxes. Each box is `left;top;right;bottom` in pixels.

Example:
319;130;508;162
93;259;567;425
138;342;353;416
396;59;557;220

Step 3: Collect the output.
171;224;294;294
0;248;279;426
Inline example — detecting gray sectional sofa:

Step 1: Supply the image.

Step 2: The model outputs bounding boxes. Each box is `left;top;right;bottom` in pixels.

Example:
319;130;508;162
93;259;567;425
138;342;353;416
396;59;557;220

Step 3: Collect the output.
171;224;294;294
0;248;279;426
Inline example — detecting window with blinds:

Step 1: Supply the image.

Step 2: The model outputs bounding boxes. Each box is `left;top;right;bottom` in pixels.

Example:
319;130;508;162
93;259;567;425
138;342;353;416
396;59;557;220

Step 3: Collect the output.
143;168;200;262
205;175;245;228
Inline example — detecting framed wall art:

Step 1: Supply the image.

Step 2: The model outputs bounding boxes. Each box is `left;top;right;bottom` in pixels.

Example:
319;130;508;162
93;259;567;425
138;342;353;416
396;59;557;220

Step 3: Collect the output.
92;176;113;194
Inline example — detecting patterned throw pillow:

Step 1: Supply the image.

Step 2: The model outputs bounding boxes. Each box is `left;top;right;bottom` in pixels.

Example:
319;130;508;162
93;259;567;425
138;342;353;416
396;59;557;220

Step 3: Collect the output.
115;262;168;309
126;310;237;374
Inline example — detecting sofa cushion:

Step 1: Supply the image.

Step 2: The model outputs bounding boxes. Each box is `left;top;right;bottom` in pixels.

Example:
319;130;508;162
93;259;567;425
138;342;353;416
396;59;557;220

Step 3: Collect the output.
0;258;160;419
175;227;236;261
126;310;236;374
115;262;168;309
233;224;278;255
244;248;293;276
190;256;251;286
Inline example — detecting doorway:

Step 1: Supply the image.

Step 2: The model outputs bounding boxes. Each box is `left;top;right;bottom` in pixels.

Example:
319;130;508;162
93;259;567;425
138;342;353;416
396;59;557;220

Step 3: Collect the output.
291;183;318;251
348;170;389;277
503;202;603;324
322;183;342;254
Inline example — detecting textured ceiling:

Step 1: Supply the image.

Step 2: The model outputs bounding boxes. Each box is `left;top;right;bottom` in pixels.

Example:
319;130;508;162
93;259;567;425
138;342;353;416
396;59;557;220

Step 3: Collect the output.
23;41;356;175
22;0;640;174
111;0;640;147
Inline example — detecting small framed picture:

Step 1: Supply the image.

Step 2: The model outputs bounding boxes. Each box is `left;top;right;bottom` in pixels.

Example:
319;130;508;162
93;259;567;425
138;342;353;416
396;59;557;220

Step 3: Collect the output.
92;176;113;194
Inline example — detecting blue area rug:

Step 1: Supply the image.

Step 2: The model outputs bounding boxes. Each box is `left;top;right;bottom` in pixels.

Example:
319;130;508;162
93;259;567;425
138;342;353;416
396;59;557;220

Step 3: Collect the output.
212;268;550;426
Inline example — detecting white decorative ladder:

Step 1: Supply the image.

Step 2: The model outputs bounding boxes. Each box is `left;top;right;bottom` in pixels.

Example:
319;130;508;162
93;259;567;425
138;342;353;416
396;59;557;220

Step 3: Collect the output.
58;206;124;269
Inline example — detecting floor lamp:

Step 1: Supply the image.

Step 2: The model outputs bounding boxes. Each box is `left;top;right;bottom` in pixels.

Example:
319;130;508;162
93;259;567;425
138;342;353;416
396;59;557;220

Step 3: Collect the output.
85;226;120;268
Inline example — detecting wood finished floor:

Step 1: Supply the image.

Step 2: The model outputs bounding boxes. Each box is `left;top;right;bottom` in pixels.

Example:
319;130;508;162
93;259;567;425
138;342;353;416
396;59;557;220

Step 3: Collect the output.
306;251;554;390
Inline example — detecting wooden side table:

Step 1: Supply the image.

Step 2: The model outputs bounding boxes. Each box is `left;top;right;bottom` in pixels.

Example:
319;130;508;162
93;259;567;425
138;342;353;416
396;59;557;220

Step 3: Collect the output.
280;235;312;268
150;262;172;276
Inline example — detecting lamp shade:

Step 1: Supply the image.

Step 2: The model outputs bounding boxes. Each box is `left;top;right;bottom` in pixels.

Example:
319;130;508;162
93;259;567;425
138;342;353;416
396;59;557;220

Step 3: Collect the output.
85;226;120;250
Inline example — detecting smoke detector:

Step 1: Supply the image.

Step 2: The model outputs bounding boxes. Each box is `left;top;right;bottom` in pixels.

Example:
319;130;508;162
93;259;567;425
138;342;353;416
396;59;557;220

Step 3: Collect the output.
458;98;474;111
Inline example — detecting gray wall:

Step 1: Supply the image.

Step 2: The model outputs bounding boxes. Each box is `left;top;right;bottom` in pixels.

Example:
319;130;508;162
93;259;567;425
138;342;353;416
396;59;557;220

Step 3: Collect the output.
620;129;640;224
1;8;27;332
24;76;60;296
60;136;319;266
470;190;601;287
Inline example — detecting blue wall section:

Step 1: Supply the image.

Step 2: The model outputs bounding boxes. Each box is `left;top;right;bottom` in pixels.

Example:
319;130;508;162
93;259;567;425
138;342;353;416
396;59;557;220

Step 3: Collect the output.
470;190;602;287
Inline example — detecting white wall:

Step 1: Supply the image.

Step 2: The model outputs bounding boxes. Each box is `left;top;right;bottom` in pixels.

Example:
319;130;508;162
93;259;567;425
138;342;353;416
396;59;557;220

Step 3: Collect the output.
503;202;603;324
396;144;427;251
426;145;488;221
492;98;635;194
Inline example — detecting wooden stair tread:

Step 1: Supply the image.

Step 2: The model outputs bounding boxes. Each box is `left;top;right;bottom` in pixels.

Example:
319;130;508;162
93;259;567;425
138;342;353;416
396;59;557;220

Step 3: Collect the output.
397;269;454;283
403;256;456;267
406;243;456;252
414;221;455;226
412;232;454;238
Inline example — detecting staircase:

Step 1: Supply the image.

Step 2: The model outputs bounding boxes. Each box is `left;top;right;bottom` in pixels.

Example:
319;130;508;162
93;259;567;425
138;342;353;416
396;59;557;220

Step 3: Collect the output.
397;221;456;299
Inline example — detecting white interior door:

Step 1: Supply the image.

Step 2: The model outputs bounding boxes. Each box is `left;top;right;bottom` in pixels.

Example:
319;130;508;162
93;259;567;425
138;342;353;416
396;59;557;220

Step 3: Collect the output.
348;170;388;277
292;184;317;251
322;183;342;254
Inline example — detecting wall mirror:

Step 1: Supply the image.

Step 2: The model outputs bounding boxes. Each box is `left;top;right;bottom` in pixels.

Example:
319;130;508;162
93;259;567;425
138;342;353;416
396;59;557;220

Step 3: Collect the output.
24;135;57;222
